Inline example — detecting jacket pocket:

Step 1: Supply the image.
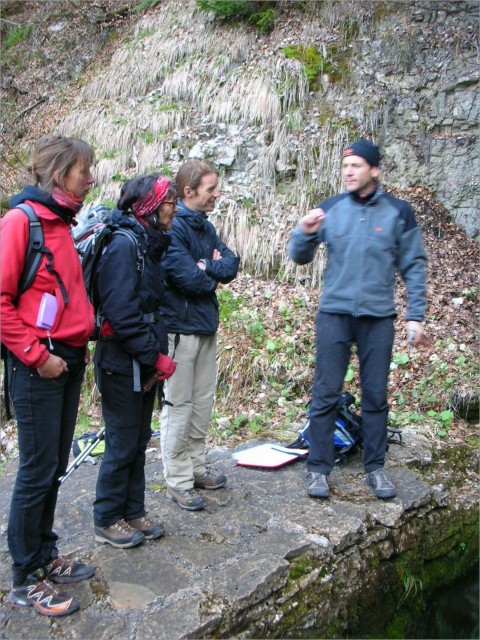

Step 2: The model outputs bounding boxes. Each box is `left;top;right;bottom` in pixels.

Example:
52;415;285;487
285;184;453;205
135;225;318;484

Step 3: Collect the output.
50;286;66;332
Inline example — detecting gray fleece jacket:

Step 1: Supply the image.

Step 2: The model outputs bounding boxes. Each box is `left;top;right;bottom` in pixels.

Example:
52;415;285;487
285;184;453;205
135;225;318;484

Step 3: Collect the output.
288;188;427;321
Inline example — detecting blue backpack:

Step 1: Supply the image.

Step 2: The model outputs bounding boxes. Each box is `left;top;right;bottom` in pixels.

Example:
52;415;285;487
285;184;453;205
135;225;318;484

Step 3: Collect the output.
288;392;402;466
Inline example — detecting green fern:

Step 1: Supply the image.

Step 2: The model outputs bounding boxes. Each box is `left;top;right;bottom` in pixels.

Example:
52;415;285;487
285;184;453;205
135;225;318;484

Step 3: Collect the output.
132;0;160;13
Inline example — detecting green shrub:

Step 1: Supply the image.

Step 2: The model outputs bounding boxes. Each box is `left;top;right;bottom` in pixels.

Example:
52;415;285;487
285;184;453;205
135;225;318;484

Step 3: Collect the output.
139;130;154;144
196;0;276;33
284;44;322;89
1;23;34;70
2;23;34;50
132;0;160;13
157;163;174;177
284;43;349;90
250;7;275;33
196;0;257;21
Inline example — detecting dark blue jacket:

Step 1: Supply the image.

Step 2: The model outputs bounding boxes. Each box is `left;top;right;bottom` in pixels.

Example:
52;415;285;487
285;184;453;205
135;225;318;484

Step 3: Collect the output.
160;202;239;335
94;210;170;375
288;189;427;321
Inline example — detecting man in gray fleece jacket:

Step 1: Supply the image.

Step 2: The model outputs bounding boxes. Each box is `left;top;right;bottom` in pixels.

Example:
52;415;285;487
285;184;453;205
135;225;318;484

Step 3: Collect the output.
288;139;427;500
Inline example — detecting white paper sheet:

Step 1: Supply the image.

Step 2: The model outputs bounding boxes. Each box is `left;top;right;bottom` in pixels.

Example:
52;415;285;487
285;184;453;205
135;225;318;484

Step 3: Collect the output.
232;443;308;468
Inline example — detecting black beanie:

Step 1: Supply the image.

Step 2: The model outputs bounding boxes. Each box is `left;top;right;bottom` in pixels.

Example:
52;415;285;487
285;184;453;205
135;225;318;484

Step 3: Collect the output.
343;140;380;167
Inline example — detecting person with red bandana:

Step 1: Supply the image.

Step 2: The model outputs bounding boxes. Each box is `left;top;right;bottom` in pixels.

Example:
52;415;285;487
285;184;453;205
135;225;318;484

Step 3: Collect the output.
288;140;427;501
1;135;96;617
93;174;177;548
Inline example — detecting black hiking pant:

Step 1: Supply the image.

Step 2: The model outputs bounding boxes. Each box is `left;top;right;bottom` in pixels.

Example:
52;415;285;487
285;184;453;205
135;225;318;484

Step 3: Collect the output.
6;346;85;586
93;367;156;527
307;312;394;476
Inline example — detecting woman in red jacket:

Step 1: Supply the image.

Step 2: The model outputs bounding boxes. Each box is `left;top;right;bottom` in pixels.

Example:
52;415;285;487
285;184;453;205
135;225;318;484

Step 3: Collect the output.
1;135;96;617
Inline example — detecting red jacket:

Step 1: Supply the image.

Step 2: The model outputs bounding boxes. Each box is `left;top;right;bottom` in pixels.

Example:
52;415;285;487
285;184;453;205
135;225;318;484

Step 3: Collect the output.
1;201;94;368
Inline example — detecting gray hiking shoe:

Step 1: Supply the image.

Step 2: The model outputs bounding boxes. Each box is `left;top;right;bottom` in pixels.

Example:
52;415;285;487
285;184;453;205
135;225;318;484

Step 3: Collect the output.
8;580;79;617
94;519;145;548
194;468;227;490
307;472;330;499
366;469;396;499
37;557;95;584
166;485;206;511
126;516;165;540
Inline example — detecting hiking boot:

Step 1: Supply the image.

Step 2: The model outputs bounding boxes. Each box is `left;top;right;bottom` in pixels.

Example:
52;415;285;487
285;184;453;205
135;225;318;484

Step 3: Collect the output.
94;519;145;548
126;516;165;540
8;580;79;617
307;472;330;499
166;485;206;511
366;469;396;499
35;557;95;584
194;468;227;490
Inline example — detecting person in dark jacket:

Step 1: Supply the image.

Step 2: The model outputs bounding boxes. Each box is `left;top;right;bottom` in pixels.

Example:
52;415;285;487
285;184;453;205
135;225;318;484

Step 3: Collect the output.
93;174;177;547
288;140;427;500
1;135;96;617
160;160;239;511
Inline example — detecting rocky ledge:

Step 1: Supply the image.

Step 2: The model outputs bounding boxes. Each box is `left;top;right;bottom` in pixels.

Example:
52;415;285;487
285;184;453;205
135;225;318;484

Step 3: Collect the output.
0;429;478;639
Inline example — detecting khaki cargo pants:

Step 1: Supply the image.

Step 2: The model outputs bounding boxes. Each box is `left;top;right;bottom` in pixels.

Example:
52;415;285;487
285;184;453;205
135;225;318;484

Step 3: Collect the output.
161;333;217;490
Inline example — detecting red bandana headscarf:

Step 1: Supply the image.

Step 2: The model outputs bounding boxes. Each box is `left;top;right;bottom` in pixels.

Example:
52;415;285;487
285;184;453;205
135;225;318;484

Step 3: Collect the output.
132;176;170;218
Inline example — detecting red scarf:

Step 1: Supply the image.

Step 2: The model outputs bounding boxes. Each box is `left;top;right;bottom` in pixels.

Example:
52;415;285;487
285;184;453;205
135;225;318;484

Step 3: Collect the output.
52;187;84;213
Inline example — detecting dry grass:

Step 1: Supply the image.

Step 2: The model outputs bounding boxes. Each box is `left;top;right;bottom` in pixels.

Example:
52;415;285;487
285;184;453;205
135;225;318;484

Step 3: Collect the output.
213;118;346;286
57;0;358;283
209;57;306;126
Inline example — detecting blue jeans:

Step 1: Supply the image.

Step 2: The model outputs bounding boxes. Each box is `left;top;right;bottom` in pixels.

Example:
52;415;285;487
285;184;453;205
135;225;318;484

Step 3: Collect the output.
307;313;394;475
93;367;156;527
7;350;85;586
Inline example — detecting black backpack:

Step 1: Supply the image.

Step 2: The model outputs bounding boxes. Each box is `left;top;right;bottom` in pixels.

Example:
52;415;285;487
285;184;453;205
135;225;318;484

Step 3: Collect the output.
11;204;69;303
72;205;144;337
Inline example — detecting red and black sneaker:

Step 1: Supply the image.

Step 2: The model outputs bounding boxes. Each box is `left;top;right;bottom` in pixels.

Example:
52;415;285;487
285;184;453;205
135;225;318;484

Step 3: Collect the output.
40;557;95;584
8;580;79;617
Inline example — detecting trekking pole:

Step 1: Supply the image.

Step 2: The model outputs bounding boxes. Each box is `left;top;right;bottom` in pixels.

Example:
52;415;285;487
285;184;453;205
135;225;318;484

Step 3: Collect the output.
60;426;105;484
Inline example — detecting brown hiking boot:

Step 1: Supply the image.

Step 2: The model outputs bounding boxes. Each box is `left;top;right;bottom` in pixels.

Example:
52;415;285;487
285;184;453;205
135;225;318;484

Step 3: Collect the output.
94;518;145;548
193;468;227;490
126;516;165;540
166;485;206;511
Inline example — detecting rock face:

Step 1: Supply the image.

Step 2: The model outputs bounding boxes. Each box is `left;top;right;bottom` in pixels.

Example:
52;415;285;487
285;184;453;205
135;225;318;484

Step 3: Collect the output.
56;0;478;256
357;2;479;239
0;431;477;639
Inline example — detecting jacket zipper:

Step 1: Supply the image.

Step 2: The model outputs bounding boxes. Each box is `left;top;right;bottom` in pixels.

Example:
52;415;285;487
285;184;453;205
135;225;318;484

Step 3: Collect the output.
353;205;368;317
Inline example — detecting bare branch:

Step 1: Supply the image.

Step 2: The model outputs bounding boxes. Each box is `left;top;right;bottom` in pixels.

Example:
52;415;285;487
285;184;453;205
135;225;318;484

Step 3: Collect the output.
13;97;47;122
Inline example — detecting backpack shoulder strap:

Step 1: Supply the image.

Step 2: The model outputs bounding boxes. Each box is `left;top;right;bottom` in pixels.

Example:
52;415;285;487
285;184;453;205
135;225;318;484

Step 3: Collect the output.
15;204;44;296
112;228;145;275
3;204;43;419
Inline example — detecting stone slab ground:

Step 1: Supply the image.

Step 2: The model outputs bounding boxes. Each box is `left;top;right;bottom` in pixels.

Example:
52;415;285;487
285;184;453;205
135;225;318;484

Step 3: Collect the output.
0;430;474;639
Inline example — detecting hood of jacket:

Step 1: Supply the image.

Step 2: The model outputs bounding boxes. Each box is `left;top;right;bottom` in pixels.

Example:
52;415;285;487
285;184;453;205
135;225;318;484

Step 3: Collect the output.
110;208;171;258
175;200;209;231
